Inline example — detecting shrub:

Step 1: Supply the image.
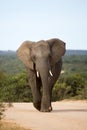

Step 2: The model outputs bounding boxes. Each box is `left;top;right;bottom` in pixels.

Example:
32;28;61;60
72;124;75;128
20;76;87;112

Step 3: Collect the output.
0;103;5;120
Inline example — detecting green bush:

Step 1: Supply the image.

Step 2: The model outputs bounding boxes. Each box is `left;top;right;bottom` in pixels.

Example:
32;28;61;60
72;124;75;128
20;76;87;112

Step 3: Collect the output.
0;72;32;102
65;74;85;96
52;73;87;101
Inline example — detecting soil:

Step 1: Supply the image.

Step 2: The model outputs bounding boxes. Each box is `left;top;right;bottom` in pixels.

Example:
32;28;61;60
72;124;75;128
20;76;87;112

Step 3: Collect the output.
4;101;87;130
0;121;29;130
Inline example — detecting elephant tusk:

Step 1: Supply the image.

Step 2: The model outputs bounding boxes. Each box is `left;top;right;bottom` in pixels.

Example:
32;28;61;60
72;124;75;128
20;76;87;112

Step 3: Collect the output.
36;71;39;77
49;70;53;77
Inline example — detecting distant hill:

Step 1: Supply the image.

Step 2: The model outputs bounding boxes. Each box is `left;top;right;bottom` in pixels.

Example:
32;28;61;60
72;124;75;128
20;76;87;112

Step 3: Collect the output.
0;50;87;55
65;50;87;55
0;50;15;55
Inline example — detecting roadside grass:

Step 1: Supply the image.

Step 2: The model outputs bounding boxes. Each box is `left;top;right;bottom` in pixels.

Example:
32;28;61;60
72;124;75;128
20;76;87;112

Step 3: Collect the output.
0;121;30;130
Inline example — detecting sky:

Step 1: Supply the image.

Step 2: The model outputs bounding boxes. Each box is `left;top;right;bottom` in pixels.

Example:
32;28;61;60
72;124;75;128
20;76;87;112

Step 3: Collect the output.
0;0;87;50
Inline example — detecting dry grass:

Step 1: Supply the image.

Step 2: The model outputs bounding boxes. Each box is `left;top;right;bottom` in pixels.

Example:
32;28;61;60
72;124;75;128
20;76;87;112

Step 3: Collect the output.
0;121;30;130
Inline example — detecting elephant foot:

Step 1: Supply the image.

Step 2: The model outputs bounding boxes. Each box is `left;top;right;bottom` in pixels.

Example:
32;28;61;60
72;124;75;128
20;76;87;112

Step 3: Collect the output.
33;101;41;111
40;106;52;112
40;96;52;112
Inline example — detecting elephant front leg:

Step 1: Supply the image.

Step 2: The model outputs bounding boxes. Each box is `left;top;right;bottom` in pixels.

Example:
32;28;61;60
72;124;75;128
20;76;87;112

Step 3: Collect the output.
31;86;41;111
40;86;52;112
41;96;52;112
28;70;41;111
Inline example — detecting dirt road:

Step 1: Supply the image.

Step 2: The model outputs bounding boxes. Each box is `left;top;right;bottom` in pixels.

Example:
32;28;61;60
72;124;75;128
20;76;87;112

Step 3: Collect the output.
4;101;87;130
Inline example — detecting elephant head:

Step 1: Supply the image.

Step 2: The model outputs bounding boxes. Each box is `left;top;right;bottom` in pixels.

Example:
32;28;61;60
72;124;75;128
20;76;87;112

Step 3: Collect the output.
17;38;65;74
17;38;66;112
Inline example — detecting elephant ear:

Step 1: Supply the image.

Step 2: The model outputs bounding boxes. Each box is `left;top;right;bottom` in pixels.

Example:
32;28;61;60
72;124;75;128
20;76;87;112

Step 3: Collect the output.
17;41;33;70
47;38;66;66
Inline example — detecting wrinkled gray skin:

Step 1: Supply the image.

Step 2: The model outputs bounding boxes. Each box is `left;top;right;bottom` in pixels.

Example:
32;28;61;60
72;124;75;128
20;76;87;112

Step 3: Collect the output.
17;38;66;112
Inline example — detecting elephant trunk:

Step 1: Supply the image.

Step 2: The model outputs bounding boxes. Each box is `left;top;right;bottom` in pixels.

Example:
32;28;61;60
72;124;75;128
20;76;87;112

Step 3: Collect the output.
37;60;52;110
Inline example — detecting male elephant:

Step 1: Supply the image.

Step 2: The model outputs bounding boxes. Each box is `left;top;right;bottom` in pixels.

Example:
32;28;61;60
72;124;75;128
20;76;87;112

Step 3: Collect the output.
17;38;66;112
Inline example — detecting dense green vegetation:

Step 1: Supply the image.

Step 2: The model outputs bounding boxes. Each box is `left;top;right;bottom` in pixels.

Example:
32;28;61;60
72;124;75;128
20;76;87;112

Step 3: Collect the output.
0;51;87;102
0;52;25;74
0;72;32;102
63;55;87;74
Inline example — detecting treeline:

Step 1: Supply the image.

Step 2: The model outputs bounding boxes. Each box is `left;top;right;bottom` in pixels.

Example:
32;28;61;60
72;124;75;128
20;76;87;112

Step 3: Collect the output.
62;55;87;74
0;51;87;75
0;53;25;74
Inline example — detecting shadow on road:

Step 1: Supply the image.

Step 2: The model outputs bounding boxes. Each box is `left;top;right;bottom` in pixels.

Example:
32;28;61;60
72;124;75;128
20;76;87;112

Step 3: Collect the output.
53;109;87;113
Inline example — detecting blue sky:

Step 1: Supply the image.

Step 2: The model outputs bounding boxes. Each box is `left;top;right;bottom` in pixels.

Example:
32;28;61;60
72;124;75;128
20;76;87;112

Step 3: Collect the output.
0;0;87;50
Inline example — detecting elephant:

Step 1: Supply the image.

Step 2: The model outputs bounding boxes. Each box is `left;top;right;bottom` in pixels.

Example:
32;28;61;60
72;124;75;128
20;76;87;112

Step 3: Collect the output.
17;38;66;112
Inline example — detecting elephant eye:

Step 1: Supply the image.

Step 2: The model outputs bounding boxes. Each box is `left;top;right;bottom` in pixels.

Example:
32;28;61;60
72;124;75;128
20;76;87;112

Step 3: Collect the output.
31;55;36;61
48;54;52;62
48;54;51;59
